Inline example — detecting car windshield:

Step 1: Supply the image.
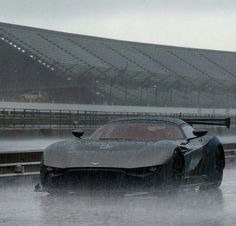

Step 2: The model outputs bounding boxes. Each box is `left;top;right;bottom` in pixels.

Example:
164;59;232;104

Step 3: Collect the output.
90;121;184;141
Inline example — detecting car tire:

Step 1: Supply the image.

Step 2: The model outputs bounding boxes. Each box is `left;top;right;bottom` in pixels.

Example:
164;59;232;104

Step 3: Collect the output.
172;148;185;187
211;147;225;188
161;148;184;189
40;165;56;189
204;145;225;189
40;165;48;186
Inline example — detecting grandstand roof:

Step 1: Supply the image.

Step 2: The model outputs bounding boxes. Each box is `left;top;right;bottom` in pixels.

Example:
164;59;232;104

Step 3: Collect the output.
0;22;236;108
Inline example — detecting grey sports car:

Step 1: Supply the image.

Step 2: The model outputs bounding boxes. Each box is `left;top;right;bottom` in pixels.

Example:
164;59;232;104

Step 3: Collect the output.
40;117;229;191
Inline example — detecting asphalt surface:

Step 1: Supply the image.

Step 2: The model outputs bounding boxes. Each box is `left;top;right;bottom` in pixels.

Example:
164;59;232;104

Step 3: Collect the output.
0;168;236;226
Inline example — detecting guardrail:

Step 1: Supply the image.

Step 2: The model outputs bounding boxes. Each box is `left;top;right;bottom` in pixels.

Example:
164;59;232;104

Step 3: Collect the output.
0;151;42;177
0;144;236;178
0;162;40;177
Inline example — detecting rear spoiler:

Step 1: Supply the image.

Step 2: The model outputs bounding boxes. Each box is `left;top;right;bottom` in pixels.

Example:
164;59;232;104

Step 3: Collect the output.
182;117;231;129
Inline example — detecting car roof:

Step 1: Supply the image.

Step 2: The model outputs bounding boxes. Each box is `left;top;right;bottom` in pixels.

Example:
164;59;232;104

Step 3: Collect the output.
108;116;188;126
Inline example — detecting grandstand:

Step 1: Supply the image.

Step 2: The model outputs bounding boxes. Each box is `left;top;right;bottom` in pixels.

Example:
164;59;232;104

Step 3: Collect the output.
0;22;236;108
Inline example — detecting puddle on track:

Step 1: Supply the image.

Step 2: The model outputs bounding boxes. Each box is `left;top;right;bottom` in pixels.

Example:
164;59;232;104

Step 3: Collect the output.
0;168;236;226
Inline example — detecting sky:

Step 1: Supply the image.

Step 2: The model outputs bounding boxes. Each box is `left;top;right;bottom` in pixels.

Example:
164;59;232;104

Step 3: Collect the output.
0;0;235;51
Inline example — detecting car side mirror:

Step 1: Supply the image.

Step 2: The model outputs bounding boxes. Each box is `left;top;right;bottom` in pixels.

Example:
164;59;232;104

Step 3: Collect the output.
192;129;208;138
72;129;84;138
181;129;208;145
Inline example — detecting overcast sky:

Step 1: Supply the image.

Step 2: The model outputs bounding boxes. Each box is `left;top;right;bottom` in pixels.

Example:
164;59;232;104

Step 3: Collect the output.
0;0;235;51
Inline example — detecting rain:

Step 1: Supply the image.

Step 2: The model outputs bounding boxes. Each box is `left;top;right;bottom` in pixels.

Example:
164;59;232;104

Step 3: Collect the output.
1;1;236;226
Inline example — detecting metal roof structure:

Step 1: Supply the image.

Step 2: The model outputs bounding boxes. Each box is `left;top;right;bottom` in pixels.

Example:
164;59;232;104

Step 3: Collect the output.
0;22;236;108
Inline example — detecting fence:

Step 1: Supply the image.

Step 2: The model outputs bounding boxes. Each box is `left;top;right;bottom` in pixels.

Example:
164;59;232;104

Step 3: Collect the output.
0;144;236;177
1;108;236;129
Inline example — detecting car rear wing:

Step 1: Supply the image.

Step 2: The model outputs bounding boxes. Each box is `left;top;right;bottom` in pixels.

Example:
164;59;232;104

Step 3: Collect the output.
182;117;231;129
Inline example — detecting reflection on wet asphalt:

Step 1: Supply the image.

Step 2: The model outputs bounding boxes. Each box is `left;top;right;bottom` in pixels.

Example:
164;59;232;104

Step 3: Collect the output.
0;168;236;226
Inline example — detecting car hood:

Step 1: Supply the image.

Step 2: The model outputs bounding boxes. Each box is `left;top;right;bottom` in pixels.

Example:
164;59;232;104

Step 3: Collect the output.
44;139;178;169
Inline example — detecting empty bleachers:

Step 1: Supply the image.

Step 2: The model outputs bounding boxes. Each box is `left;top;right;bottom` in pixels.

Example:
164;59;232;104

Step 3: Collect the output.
0;22;236;108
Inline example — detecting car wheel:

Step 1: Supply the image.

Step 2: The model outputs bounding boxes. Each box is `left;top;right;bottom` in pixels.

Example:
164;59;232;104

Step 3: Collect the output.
40;165;48;186
204;145;225;189
211;148;225;188
161;148;184;189
40;165;56;189
172;148;185;187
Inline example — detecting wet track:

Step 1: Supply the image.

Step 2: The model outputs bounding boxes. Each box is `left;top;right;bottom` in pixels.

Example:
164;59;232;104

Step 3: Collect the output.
1;168;236;226
1;137;236;226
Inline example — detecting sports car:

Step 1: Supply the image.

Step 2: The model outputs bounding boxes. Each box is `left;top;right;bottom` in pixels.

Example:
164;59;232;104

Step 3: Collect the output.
39;116;230;191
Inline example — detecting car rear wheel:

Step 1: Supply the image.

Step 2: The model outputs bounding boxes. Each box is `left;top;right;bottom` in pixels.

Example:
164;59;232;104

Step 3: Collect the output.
204;145;225;189
211;148;225;188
